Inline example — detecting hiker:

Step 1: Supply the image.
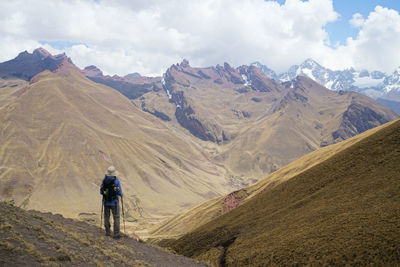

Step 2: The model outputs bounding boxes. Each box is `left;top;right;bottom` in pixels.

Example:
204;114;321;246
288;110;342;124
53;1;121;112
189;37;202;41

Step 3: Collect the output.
100;166;123;238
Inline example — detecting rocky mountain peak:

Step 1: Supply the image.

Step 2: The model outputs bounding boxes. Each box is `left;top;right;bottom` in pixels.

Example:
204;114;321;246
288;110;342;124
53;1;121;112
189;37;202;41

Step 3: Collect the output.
179;59;190;68
125;72;141;78
52;57;79;76
301;58;321;69
84;65;99;71
33;47;52;58
0;48;74;81
381;66;400;93
370;70;385;79
82;65;103;77
250;62;278;80
358;69;370;78
15;50;30;59
223;62;235;72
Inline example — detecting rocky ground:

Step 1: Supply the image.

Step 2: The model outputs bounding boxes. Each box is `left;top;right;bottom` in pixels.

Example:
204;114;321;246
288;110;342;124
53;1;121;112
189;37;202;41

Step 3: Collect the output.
0;201;206;266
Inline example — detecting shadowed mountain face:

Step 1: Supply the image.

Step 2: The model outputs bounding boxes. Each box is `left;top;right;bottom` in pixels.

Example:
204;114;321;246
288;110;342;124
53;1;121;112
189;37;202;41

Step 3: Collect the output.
163;119;400;266
0;48;71;81
0;201;205;266
82;65;162;100
0;58;236;226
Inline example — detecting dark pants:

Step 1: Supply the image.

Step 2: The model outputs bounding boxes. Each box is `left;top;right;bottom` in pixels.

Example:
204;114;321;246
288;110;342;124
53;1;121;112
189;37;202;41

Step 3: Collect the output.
104;203;120;236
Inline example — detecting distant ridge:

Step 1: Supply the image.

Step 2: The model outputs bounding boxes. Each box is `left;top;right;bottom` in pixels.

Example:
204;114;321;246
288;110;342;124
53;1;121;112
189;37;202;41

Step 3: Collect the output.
82;64;161;100
0;48;71;80
252;59;400;111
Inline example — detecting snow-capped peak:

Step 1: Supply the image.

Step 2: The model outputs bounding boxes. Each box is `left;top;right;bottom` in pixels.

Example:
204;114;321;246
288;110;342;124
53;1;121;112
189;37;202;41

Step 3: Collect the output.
380;66;400;93
250;62;278;80
277;58;335;89
301;58;321;69
241;74;251;86
253;60;400;98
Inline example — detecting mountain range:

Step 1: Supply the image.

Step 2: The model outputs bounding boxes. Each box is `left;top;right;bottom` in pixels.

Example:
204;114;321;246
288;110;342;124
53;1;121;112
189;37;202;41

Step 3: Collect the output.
252;59;400;113
83;57;398;182
0;48;398;239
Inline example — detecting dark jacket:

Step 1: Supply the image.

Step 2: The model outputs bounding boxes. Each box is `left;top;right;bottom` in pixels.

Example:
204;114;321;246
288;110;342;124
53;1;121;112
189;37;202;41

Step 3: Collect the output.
100;176;123;206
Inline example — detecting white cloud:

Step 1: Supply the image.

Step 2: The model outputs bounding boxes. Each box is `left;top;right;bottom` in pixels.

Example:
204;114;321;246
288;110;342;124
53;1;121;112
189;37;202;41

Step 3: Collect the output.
350;13;365;28
0;0;398;76
325;6;400;73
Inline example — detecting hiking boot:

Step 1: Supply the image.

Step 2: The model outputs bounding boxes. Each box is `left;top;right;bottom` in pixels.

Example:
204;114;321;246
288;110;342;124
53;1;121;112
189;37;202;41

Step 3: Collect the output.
113;234;121;239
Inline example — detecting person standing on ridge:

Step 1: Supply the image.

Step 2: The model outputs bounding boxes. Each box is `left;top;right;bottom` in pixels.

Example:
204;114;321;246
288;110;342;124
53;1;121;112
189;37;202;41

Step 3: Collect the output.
100;166;123;239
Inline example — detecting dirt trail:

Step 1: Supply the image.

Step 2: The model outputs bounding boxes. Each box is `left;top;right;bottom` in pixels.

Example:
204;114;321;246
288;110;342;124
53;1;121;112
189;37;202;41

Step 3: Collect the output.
0;202;206;266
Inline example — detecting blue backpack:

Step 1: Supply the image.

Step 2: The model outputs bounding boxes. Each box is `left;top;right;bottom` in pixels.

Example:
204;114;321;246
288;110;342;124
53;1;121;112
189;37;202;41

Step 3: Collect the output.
101;176;118;202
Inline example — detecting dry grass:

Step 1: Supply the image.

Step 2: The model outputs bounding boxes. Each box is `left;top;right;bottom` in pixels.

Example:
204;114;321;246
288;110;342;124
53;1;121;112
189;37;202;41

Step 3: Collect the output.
0;201;205;266
0;222;14;230
166;119;400;266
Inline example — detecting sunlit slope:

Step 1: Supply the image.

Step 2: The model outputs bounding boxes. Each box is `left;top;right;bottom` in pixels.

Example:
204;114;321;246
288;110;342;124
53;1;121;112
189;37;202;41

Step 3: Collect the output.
150;118;398;239
0;77;28;107
0;62;234;220
165;119;400;266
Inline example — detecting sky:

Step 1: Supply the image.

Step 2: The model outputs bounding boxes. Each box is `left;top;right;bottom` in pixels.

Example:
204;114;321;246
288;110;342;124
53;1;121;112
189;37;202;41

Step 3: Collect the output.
0;0;399;76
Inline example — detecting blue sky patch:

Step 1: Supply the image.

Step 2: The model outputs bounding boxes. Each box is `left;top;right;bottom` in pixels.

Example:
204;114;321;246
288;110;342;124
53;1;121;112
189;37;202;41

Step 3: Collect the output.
267;0;400;47
39;41;87;50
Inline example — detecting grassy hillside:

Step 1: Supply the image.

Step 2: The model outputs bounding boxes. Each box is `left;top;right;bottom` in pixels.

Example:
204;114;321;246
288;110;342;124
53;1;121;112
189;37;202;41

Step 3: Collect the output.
0;201;205;266
165;119;400;266
150;119;396;239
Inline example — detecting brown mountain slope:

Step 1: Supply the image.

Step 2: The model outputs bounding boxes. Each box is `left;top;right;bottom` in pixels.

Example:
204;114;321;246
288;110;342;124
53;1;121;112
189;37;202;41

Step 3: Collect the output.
137;62;283;144
0;60;235;228
164;119;400;266
221;76;398;179
149;118;398;239
0;77;28;107
0;201;205;266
